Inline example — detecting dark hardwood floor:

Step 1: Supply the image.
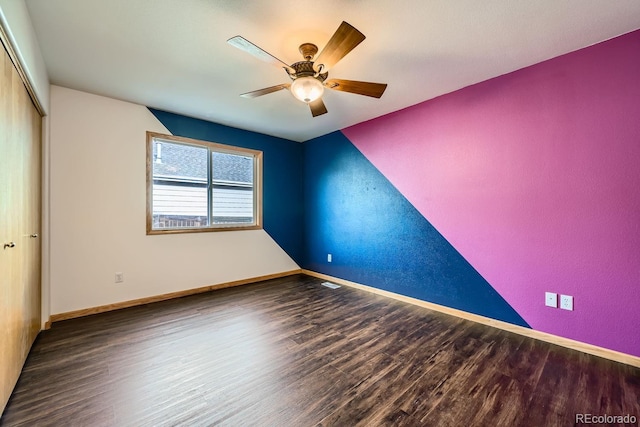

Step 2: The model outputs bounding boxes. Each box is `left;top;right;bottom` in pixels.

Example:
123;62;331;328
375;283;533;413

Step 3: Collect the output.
1;274;639;426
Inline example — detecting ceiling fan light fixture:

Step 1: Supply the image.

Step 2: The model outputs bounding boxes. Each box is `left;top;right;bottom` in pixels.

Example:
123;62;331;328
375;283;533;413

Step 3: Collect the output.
229;21;385;117
290;76;324;103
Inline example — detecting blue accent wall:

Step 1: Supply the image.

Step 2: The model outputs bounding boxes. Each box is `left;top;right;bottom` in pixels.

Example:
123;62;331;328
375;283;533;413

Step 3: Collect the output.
303;131;529;327
149;109;304;264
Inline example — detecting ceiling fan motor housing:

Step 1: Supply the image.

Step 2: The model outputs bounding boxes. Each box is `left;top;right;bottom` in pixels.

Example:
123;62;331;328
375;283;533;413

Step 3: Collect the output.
289;61;328;82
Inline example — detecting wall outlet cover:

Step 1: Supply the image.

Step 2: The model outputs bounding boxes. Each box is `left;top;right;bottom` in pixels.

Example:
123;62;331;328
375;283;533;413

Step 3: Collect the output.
560;294;574;311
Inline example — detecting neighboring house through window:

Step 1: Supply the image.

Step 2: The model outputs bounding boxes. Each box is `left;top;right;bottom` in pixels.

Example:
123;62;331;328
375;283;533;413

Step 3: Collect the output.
146;132;262;234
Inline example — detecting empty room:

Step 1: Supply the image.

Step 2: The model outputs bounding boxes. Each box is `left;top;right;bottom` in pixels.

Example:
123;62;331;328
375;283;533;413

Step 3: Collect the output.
1;0;639;425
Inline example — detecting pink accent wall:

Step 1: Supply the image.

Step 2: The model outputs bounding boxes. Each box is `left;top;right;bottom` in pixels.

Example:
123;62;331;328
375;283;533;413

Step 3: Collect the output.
343;30;640;357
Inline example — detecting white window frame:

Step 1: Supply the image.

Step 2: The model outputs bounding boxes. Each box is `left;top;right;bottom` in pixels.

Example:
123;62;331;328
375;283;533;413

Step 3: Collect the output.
146;132;263;234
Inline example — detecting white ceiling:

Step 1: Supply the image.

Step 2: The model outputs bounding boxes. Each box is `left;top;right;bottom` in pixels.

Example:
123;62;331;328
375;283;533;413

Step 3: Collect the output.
25;0;640;142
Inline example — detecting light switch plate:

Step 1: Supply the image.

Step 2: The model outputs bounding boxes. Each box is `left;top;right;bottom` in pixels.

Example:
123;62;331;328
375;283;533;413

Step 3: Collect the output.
545;292;557;308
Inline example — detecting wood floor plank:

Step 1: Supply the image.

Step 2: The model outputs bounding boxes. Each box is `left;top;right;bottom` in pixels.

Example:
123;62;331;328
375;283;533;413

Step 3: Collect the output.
1;274;639;426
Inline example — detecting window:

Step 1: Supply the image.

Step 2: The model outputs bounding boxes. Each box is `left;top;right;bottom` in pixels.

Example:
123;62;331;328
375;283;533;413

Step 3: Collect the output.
146;132;262;234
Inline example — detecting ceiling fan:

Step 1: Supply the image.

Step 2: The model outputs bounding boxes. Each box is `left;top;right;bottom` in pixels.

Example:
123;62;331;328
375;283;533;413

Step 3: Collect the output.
227;21;387;117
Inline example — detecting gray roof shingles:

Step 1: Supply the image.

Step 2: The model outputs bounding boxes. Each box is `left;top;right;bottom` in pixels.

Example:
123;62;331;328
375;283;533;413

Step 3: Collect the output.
153;141;253;184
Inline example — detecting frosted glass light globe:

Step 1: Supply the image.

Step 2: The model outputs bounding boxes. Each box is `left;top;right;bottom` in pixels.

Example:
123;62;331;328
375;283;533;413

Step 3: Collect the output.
290;76;325;103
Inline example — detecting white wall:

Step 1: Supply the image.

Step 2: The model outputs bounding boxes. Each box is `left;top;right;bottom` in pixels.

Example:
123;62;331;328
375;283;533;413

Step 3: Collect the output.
49;86;299;315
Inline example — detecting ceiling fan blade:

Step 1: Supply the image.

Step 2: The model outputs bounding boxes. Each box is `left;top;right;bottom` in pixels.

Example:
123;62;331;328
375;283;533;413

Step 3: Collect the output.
325;79;387;98
240;84;291;99
227;36;295;73
313;21;365;72
309;98;328;117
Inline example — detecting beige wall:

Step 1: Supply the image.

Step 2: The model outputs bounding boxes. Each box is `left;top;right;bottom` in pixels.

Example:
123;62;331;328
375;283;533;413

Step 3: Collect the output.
49;86;299;315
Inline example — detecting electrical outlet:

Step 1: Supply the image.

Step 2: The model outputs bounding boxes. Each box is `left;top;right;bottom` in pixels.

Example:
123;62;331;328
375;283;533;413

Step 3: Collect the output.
115;272;124;283
560;295;573;311
327;253;332;263
545;292;557;308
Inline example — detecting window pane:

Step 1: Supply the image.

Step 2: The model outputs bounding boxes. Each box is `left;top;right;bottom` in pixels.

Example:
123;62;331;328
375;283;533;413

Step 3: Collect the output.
152;141;209;229
146;132;262;234
211;151;254;224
